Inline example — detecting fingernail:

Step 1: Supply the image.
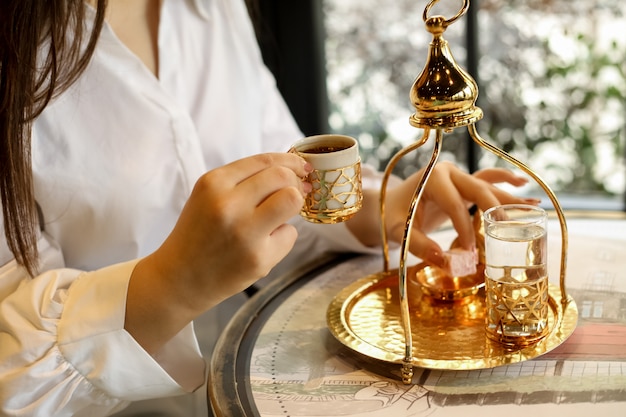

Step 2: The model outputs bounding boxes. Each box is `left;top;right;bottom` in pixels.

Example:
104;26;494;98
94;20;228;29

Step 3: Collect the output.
303;161;314;173
302;181;313;194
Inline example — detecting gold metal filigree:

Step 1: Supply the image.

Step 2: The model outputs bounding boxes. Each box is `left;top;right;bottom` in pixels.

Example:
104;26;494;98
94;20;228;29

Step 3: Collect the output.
327;0;574;383
326;269;577;371
301;161;362;224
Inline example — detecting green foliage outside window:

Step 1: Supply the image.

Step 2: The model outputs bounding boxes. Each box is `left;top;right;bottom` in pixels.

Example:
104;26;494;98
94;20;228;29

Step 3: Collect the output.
324;0;625;205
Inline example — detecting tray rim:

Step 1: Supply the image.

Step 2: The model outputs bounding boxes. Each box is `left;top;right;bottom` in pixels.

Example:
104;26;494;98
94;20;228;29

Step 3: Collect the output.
327;268;578;371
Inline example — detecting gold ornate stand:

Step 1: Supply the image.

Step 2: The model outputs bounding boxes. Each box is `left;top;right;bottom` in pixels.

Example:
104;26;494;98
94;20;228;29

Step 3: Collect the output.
327;0;576;384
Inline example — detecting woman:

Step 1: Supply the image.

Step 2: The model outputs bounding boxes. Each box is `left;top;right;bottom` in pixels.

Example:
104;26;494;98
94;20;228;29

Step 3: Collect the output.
0;0;534;415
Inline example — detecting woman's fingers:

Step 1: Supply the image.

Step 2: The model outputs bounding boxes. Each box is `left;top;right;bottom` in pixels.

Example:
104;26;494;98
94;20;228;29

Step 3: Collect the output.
469;167;541;205
451;168;540;210
472;167;529;186
254;185;305;235
237;164;310;209
198;152;312;238
388;220;445;267
449;168;504;212
220;153;312;187
388;163;539;260
422;166;477;249
228;156;313;238
167;153;313;293
408;231;446;268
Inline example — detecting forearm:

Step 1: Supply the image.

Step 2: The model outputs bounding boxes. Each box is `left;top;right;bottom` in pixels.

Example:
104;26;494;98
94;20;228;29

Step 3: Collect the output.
345;188;384;248
124;253;205;355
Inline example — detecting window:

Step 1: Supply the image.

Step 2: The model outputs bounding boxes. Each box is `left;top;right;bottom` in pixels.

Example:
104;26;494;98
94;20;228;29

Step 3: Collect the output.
581;300;604;319
323;0;626;210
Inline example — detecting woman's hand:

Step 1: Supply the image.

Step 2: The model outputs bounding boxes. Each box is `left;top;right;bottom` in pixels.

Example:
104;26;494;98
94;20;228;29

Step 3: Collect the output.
347;161;538;267
126;153;312;353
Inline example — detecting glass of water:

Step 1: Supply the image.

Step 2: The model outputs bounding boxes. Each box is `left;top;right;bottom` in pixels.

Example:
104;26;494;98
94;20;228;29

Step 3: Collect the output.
483;204;549;346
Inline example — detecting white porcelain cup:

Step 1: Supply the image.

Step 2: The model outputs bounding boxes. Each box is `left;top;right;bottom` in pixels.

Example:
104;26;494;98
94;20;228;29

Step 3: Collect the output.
290;134;362;224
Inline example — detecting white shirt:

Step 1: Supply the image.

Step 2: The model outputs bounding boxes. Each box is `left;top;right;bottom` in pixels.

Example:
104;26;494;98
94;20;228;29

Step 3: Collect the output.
0;0;377;416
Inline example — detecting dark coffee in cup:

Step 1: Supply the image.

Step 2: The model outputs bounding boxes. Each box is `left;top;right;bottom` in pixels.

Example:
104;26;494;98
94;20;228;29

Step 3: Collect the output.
290;134;362;224
300;142;352;154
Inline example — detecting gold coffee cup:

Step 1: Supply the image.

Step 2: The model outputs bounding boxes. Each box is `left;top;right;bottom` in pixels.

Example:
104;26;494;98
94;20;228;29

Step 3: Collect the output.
290;134;362;224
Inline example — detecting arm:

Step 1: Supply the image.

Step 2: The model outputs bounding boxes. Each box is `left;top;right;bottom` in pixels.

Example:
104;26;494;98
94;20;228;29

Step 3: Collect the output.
0;234;158;416
0;153;311;416
124;153;311;354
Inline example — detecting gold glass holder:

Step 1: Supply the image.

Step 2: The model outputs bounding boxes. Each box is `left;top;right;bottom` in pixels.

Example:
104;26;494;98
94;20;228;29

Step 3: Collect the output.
327;0;575;384
301;161;363;224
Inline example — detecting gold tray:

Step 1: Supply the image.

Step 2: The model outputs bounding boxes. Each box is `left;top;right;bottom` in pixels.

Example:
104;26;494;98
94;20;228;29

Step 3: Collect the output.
327;268;578;370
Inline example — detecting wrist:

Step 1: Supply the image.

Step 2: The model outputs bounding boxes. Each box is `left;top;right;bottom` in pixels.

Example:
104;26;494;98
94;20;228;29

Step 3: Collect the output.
124;254;199;354
345;188;382;247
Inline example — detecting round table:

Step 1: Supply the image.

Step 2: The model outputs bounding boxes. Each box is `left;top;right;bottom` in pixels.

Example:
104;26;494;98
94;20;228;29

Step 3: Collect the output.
209;211;626;417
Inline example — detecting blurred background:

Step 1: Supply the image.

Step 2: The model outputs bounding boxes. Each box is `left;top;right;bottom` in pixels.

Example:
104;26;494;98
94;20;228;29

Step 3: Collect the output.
248;0;626;211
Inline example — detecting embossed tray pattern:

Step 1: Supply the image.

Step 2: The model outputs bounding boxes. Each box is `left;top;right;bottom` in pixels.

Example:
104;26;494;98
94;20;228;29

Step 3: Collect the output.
327;269;578;370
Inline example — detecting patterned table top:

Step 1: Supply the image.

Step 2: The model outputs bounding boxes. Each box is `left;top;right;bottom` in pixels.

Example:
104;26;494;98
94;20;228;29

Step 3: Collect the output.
210;212;626;417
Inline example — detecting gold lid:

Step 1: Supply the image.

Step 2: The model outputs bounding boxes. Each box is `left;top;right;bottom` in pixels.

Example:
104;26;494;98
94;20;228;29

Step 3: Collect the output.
409;9;483;129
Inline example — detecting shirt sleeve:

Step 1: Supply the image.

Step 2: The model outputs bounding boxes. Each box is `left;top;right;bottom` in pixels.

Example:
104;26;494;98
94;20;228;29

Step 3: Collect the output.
0;233;205;417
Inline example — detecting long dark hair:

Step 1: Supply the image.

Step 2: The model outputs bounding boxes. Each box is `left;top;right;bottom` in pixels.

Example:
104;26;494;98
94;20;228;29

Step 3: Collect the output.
0;1;107;275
